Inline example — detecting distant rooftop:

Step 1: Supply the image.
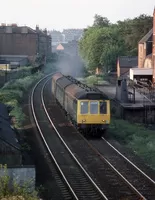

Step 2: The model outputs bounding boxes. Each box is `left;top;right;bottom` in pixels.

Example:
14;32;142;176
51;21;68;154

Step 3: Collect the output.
118;56;138;68
139;29;153;44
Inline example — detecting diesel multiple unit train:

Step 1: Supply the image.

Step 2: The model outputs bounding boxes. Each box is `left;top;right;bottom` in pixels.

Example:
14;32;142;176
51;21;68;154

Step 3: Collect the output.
52;72;110;136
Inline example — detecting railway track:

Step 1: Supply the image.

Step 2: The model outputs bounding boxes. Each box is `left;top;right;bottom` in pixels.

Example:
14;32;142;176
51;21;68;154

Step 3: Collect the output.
95;137;155;200
42;77;147;200
31;75;106;200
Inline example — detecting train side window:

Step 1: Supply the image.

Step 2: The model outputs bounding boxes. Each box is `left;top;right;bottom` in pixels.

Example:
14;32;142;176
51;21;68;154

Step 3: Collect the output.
100;101;107;114
80;101;88;114
90;101;98;114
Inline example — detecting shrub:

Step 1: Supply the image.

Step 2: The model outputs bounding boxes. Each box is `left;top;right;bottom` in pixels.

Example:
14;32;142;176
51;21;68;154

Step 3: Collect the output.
86;75;98;86
0;90;23;103
0;164;39;199
0;71;43;127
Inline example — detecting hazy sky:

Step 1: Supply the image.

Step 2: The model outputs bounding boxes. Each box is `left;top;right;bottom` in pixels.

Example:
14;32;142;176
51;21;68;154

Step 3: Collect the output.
1;0;154;31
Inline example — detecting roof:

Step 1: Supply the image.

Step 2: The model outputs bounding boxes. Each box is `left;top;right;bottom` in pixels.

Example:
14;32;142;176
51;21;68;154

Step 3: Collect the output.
118;56;138;68
0;103;20;149
54;72;106;100
0;25;36;34
139;29;153;44
0;55;28;64
130;68;153;75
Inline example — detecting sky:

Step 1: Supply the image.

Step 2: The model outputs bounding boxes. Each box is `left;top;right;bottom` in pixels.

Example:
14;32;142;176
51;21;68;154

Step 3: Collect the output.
0;0;154;31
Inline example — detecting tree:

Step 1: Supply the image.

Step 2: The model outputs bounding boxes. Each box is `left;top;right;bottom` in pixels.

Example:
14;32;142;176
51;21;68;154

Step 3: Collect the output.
100;44;125;72
93;14;110;27
117;14;153;55
79;13;153;72
79;26;126;71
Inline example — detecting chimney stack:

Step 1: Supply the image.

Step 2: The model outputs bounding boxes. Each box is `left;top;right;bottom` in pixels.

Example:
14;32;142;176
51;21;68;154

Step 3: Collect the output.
36;25;39;32
43;28;47;35
153;7;155;83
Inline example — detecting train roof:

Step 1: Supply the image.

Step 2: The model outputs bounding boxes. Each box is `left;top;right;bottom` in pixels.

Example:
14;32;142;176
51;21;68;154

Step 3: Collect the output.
54;72;107;100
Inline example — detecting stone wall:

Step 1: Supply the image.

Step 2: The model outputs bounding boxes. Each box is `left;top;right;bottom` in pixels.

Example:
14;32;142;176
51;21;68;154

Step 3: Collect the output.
0;166;36;191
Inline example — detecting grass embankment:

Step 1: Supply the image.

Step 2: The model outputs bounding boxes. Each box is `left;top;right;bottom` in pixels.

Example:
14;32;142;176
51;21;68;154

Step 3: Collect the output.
0;66;43;127
109;118;155;169
0;66;44;199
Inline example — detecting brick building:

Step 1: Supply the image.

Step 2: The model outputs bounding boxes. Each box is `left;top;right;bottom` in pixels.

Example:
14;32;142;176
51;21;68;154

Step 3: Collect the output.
0;24;52;63
36;26;52;58
137;8;155;82
117;8;155;82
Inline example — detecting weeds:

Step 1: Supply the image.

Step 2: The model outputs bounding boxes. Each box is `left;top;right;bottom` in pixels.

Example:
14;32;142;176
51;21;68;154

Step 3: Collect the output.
109;118;155;169
0;164;39;199
0;70;43;128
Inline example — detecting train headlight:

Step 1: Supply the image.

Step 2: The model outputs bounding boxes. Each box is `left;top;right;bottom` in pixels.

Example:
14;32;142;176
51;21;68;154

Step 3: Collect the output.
82;119;86;123
102;120;109;123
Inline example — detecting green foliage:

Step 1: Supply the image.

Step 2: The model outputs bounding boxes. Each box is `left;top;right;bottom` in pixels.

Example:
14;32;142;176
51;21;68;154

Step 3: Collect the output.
3;73;43;92
79;13;153;71
0;90;23;103
100;44;125;72
93;14;110;27
117;14;153;55
0;164;39;199
109;119;155;169
86;75;98;86
0;71;43;128
79;26;126;71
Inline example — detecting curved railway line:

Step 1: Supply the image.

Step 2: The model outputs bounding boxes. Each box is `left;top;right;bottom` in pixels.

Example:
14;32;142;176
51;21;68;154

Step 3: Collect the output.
30;74;155;200
31;75;106;200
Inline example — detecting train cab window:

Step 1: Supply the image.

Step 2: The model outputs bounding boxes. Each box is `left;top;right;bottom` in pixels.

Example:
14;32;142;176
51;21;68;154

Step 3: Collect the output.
100;101;107;114
80;101;88;114
90;101;98;114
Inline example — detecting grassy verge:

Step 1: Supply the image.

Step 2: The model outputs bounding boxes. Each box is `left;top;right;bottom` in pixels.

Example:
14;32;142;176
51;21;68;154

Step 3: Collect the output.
77;75;105;86
109;118;155;169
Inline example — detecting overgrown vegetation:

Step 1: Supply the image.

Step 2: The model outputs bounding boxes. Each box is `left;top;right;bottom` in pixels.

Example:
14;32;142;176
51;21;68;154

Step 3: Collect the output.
109;118;155;169
0;67;43;127
0;165;39;199
78;75;106;86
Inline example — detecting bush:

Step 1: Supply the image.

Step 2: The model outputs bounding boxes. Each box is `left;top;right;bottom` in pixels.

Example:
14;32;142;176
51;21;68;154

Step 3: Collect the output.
0;164;39;199
0;72;43;127
86;75;98;86
109;118;155;169
0;90;23;103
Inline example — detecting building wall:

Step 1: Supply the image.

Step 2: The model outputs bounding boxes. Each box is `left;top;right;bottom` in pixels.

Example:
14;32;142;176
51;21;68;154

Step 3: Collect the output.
120;68;130;77
144;57;152;68
117;61;130;77
0;141;22;165
0;33;37;56
0;166;35;192
138;43;146;68
117;60;120;77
